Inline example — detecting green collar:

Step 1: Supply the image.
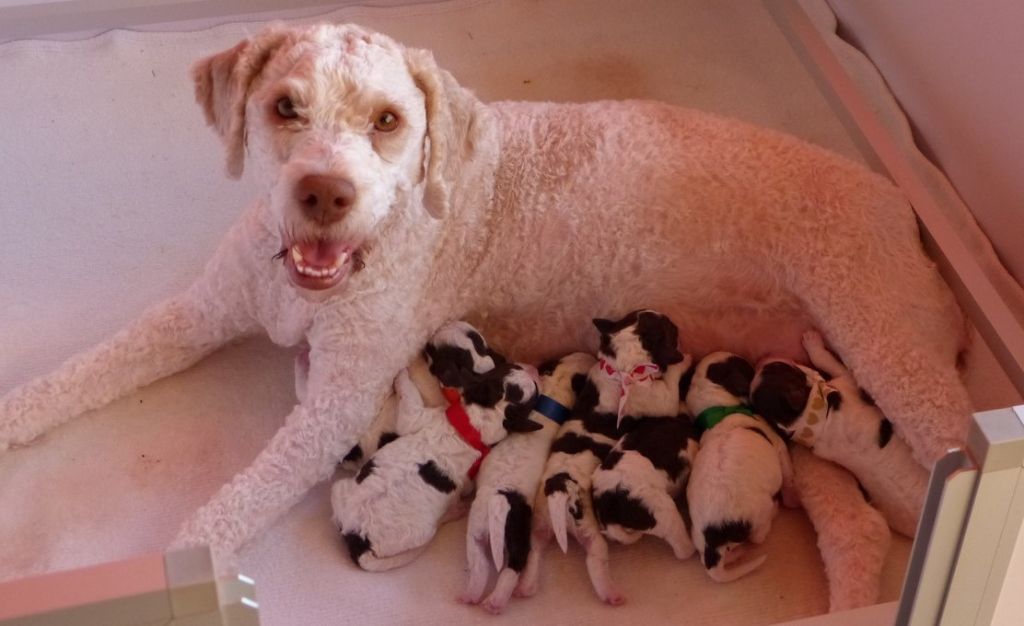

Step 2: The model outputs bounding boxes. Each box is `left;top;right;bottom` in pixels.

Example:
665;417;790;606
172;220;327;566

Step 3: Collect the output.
695;404;754;436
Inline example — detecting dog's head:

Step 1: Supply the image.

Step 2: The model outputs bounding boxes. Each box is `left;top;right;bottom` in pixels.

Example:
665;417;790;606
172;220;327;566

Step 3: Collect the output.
685;351;755;415
592;309;684;373
537;352;597;409
461;363;542;445
750;359;840;441
191;23;489;291
424;321;506;389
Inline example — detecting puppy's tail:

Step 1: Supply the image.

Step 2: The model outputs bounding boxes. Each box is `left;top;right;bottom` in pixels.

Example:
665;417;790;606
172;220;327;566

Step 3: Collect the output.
343;531;425;572
705;547;767;583
489;495;512;570
544;472;581;554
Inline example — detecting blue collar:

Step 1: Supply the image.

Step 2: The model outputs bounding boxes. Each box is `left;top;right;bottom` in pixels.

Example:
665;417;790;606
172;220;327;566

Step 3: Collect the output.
534;395;570;425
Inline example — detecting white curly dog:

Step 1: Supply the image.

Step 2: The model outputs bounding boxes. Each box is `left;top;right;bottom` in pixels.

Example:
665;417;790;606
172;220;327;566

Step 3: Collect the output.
0;23;970;570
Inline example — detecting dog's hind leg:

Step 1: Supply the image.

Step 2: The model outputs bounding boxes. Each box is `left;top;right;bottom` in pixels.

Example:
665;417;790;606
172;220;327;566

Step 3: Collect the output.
787;232;971;466
0;278;254;451
793;447;890;611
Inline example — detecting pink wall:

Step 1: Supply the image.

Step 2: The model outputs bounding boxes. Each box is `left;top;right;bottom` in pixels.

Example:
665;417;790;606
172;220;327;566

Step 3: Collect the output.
827;0;1024;285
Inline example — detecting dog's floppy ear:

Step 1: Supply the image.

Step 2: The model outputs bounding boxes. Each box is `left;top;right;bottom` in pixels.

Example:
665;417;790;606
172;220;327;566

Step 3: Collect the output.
404;47;486;219
504;417;544;433
192;27;292;178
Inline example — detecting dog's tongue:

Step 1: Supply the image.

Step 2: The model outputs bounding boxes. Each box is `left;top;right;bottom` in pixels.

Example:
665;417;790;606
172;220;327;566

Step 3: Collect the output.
297;239;346;267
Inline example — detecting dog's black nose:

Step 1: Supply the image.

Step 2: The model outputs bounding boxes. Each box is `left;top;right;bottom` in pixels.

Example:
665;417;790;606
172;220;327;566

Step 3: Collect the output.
295;174;356;224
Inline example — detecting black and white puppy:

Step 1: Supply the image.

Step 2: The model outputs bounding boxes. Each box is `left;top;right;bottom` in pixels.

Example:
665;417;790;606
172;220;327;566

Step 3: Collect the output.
750;330;929;537
686;352;797;582
535;355;624;604
331;362;540;572
339;320;503;469
461;352;595;614
591;312;696;561
536;310;687;605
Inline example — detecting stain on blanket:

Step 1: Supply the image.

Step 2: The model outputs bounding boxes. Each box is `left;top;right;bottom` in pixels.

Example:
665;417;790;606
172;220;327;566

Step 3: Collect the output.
570;53;650;99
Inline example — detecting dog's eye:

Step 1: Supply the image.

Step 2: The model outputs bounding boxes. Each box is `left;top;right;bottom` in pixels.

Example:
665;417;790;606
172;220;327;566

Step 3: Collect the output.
276;97;298;120
374;111;399;132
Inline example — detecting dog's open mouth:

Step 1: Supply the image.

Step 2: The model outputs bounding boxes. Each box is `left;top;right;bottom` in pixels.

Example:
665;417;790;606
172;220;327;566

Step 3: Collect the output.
280;238;358;290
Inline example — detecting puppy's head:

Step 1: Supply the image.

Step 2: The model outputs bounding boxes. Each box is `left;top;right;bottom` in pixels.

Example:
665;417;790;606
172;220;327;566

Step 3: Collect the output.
592;309;684;373
750;359;840;443
424;321;505;389
536;352;598;409
685;352;754;415
461;363;542;445
191;23;488;291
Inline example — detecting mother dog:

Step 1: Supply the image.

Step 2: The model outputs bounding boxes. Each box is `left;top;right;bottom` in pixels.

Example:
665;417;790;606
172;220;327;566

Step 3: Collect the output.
0;23;969;562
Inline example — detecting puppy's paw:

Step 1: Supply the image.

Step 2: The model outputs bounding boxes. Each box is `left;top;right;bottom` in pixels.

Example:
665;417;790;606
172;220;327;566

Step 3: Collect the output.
801;329;825;353
601;591;626;606
482;598;507;615
393;369;415;398
514;579;538;598
457;592;481;605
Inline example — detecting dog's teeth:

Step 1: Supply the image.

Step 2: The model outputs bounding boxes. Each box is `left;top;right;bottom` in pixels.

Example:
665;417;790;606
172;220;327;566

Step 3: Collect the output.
291;245;303;263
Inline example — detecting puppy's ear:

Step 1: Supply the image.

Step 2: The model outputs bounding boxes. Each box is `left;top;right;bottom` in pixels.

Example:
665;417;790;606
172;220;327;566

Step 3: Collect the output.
592;318;615;335
404;47;487;219
462;375;503;407
826;389;843;411
192;26;292;178
707;356;755;398
658;345;685;367
504;417;544;433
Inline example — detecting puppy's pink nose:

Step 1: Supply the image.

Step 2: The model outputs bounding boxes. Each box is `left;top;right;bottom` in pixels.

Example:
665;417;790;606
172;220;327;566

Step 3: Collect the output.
295;174;356;224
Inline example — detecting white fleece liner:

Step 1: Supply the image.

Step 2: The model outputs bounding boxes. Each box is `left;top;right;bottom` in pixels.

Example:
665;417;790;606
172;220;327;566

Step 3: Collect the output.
0;0;1019;624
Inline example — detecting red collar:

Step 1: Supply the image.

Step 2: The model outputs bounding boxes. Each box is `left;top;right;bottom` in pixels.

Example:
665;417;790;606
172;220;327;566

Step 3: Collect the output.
442;387;490;480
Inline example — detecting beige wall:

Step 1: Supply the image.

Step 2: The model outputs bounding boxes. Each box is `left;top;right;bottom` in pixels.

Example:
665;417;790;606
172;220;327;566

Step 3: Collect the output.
827;0;1024;286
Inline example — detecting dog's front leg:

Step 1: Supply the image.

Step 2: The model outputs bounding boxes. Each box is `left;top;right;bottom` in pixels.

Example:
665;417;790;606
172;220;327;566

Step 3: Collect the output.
170;386;388;566
171;300;431;563
0;277;255;451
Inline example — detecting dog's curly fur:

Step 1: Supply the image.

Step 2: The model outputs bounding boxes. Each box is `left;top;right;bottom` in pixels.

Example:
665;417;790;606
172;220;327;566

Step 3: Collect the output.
0;21;970;586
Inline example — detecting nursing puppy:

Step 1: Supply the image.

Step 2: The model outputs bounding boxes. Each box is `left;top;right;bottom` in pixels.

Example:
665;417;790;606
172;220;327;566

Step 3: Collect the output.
534;356;623;604
537;310;686;604
461;352;595;614
332;362;539;571
591;317;696;560
750;330;929;537
686;352;796;582
340;320;501;469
